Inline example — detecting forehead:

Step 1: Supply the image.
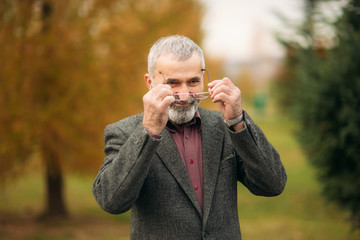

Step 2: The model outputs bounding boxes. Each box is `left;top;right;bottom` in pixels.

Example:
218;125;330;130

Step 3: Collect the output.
155;52;202;78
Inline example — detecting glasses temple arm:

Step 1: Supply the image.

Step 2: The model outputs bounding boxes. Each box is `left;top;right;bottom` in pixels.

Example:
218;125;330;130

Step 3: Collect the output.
201;68;210;83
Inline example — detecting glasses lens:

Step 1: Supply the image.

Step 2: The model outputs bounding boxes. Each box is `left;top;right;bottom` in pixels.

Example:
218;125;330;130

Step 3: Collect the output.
193;92;210;100
173;92;209;102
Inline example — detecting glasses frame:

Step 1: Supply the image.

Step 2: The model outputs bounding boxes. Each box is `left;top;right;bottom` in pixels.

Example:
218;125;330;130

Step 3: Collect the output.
159;68;210;102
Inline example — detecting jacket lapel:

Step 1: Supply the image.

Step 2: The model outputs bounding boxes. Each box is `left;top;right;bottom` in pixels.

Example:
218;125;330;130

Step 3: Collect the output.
200;109;224;224
155;108;225;220
156;129;203;216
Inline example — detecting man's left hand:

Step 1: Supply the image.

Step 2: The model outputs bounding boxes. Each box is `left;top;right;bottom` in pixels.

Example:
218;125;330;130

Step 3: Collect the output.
208;78;244;131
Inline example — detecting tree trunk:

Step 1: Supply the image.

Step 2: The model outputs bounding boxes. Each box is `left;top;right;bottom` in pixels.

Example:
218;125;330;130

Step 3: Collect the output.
43;155;68;219
39;130;68;220
38;1;68;219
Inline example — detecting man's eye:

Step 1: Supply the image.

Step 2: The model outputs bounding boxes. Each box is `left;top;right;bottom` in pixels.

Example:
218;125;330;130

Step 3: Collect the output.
189;79;200;86
167;81;179;86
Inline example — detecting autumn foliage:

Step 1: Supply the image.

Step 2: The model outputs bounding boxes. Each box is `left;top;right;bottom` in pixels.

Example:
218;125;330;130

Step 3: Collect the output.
0;0;203;217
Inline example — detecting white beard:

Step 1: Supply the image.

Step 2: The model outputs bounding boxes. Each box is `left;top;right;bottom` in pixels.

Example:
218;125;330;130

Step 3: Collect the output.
168;100;199;125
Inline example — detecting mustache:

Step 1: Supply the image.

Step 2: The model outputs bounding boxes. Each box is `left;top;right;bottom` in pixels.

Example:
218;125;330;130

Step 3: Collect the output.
170;98;197;112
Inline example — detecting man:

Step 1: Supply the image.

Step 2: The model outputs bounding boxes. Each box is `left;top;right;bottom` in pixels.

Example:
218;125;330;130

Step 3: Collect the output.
92;35;287;239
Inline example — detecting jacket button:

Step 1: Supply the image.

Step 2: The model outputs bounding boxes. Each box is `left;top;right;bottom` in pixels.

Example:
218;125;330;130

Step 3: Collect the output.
194;185;198;190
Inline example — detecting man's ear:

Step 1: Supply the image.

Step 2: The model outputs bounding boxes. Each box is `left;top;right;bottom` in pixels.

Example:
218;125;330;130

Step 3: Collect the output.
144;74;153;90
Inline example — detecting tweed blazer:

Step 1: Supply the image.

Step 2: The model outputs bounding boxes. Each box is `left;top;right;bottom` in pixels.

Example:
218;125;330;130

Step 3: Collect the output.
92;108;287;240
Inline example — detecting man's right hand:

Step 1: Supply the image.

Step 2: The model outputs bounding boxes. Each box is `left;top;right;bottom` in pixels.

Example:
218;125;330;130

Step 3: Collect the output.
142;84;175;135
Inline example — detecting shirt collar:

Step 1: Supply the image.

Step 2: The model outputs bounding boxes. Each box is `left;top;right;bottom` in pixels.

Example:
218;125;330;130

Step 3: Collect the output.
166;110;202;133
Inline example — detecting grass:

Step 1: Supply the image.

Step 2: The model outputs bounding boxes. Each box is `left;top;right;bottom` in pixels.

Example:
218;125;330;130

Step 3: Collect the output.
1;108;359;239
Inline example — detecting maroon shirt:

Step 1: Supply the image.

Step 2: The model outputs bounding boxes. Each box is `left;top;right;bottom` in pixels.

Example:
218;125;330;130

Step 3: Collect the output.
166;111;203;210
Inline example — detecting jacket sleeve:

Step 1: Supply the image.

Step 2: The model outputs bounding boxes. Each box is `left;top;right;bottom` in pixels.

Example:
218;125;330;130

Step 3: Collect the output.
92;121;161;214
230;111;287;196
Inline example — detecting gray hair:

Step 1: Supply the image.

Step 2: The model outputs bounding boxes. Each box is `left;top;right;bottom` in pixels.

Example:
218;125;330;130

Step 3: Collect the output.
147;35;205;79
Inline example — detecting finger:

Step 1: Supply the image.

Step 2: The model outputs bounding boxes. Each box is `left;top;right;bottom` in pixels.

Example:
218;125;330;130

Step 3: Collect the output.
208;80;219;88
208;79;232;96
208;77;233;87
208;79;223;91
151;84;173;100
210;84;232;100
221;77;235;86
162;95;175;106
212;92;230;103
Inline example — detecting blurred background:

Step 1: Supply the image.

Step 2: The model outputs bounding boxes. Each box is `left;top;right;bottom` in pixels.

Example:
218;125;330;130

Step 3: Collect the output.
1;0;360;239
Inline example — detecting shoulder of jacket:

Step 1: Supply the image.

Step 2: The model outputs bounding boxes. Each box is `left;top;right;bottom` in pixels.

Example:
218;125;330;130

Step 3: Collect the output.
199;107;224;125
105;113;144;133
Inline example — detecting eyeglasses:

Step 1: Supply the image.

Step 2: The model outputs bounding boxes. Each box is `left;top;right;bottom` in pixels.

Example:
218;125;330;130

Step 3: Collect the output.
159;69;210;103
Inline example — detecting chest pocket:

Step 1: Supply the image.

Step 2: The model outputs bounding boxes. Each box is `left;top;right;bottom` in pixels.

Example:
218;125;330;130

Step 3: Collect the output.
220;152;236;169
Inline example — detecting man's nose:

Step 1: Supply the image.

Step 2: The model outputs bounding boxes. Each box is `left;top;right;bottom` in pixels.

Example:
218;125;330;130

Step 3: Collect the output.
176;85;190;101
174;93;191;102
